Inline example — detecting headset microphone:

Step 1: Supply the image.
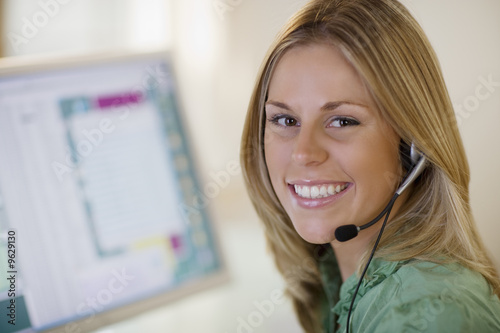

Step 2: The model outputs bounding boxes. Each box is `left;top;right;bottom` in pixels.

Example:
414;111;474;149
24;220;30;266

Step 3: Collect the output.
334;146;427;242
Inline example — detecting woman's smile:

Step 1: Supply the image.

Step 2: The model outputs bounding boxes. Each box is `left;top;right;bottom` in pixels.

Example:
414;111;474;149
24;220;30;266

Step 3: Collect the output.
287;181;352;208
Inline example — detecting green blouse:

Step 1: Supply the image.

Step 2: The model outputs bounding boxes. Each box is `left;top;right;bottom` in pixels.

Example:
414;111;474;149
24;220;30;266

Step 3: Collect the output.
318;247;500;333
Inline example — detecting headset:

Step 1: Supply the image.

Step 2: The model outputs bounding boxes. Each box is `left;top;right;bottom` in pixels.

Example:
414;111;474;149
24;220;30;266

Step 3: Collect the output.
335;141;427;333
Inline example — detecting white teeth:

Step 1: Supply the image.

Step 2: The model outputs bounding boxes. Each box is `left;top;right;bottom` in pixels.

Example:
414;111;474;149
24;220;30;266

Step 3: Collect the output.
319;186;327;197
328;185;335;195
310;186;320;198
293;183;347;199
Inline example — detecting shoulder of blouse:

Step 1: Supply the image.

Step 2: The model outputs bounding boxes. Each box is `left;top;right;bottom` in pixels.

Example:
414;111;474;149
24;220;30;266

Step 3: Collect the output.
333;259;500;333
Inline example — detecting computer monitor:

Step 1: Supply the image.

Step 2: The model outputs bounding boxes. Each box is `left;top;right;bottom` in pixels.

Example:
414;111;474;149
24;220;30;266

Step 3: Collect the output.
0;50;228;333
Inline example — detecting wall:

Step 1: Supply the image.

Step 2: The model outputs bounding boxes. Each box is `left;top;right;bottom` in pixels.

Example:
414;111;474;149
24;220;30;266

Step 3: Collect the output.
1;0;171;56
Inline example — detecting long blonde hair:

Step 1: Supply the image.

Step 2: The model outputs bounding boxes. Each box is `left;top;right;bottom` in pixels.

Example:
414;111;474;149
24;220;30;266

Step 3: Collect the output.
240;0;500;331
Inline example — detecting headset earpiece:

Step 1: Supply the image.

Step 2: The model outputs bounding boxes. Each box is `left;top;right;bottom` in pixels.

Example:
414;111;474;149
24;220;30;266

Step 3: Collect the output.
396;141;427;195
399;140;421;171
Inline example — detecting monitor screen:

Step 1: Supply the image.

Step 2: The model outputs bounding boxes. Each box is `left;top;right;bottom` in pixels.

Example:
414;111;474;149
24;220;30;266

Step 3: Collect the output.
0;51;227;333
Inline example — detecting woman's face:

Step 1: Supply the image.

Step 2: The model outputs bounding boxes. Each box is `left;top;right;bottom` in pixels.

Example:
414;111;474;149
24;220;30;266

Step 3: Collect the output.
264;43;402;244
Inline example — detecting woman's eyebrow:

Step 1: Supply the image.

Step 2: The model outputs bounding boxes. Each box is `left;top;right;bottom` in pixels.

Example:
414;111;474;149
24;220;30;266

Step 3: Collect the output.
321;101;369;111
265;100;291;111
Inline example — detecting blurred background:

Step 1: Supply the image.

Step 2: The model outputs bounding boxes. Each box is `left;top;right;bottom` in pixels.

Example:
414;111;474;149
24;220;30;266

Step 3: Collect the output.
0;0;499;332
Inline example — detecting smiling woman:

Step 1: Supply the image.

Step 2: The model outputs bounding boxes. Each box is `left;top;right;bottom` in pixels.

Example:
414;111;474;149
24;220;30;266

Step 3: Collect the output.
240;0;500;332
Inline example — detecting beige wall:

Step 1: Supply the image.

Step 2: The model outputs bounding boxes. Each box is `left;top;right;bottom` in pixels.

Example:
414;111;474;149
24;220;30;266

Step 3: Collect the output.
0;0;3;57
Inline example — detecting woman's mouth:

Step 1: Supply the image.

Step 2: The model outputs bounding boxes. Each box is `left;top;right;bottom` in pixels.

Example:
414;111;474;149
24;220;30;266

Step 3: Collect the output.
293;183;348;199
287;182;351;208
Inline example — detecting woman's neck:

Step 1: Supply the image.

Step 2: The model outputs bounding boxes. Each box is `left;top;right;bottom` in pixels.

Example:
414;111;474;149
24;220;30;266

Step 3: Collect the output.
330;224;382;281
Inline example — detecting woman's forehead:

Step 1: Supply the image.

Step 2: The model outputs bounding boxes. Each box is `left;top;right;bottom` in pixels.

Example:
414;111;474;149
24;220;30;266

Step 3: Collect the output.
267;44;378;114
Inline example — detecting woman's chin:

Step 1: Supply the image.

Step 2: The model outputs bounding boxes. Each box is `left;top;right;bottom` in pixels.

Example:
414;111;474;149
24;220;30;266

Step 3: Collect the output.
292;222;336;244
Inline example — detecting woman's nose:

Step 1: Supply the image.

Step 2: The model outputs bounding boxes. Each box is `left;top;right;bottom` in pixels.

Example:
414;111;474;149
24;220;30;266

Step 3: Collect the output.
291;126;328;166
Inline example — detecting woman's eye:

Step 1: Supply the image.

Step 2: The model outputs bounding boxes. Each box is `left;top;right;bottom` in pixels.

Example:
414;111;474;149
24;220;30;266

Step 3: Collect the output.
279;117;298;126
269;115;299;127
330;117;360;128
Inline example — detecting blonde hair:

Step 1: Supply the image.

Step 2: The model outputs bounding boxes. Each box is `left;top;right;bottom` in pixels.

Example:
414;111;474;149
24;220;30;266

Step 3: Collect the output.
240;0;500;331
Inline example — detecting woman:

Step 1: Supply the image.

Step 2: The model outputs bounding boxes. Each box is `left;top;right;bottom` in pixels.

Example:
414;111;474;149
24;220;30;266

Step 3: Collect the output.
240;0;500;332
